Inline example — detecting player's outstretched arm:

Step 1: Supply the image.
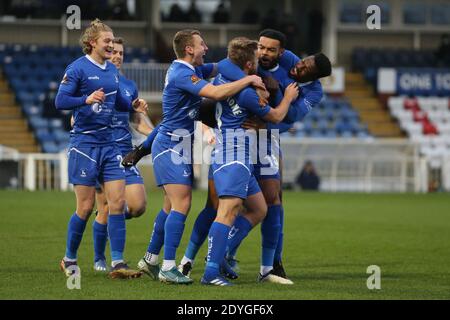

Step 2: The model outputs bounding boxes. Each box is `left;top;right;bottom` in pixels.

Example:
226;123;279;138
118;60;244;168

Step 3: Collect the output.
284;81;324;123
263;83;299;124
198;75;265;101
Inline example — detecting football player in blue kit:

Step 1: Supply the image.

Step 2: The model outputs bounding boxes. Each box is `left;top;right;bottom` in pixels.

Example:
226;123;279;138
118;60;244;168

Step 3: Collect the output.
201;37;299;286
179;29;331;284
92;37;154;272
56;19;148;279
136;29;266;284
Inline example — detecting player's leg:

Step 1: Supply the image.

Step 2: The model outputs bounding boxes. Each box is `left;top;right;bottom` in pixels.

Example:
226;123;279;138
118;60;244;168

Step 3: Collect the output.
60;146;98;277
123;165;147;219
124;184;146;218
226;190;267;264
138;193;171;279
93;186;109;272
150;136;193;284
201;196;242;286
61;185;96;276
258;178;282;272
157;183;193;284
179;174;218;275
201;163;252;286
102;147;141;279
272;156;289;279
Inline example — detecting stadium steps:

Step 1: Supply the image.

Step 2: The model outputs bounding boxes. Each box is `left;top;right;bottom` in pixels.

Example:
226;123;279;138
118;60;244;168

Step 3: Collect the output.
0;75;40;153
345;72;404;138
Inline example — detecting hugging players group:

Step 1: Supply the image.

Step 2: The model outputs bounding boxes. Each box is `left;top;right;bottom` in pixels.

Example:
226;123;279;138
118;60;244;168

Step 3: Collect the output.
59;19;331;287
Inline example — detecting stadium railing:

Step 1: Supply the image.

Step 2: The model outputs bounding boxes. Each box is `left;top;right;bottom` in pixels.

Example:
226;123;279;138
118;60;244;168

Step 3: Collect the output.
121;62;170;102
277;137;426;193
0;137;436;192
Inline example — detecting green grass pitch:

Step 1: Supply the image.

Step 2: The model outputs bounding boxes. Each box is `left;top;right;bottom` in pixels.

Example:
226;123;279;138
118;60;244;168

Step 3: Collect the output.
0;190;449;299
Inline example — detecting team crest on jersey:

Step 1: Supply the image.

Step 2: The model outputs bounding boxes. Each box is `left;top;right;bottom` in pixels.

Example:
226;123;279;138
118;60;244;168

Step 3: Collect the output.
61;73;68;84
191;75;201;84
92;103;102;113
188;108;199;120
125;89;131;97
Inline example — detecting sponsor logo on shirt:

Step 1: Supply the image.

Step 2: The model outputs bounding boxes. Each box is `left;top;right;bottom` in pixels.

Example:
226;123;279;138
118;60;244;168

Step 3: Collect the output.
191;74;201;84
188;108;199;120
183;170;191;177
88;76;100;80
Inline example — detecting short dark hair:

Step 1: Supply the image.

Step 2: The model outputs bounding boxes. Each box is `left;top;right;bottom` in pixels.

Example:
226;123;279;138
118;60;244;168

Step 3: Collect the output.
113;37;124;45
313;53;332;78
258;29;286;48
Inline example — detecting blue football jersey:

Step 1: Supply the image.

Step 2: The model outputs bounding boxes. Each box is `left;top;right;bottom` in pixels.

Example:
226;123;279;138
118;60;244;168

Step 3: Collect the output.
213;72;271;163
158;60;214;136
56;55;131;146
112;74;139;153
259;50;323;125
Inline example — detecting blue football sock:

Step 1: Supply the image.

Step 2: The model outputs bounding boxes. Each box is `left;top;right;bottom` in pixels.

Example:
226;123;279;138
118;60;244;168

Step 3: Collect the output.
147;209;168;254
65;213;87;260
274;206;284;264
226;215;253;258
261;205;282;267
184;206;216;260
93;220;108;262
108;214;126;262
143;123;159;150
204;222;231;280
164;210;187;261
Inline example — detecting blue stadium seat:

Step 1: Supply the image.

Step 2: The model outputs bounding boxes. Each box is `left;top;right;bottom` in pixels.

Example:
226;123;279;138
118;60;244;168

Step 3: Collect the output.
35;128;54;143
28;116;49;130
42;141;59;153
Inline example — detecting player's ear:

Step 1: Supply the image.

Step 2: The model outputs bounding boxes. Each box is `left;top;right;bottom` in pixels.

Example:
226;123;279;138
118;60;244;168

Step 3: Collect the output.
185;45;194;56
89;39;97;50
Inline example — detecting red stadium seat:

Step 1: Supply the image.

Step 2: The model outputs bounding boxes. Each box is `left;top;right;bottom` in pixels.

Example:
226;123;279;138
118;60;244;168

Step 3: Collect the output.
423;121;438;135
404;98;420;112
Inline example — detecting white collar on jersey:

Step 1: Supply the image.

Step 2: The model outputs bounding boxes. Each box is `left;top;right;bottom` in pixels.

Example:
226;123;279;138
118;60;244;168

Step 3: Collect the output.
85;54;107;70
174;59;195;72
268;64;280;72
299;81;313;87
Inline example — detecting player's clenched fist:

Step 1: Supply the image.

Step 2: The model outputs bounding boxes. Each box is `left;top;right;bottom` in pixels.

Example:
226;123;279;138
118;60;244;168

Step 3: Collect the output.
132;98;148;114
284;83;299;101
86;88;105;104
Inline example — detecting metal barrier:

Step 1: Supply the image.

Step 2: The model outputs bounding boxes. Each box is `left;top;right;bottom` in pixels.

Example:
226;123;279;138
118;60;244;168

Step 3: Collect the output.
278;138;426;192
0;138;435;193
0;146;69;191
121;62;170;99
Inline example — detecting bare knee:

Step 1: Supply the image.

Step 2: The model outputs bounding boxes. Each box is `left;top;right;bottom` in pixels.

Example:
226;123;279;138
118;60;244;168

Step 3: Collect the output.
262;187;281;206
108;197;126;214
96;210;108;224
128;199;147;218
76;200;95;219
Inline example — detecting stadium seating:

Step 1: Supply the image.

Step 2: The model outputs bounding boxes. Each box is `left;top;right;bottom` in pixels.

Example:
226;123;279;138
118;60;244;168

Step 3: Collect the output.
0;43;154;153
352;48;437;87
388;96;450;164
1;43;370;152
282;95;371;139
